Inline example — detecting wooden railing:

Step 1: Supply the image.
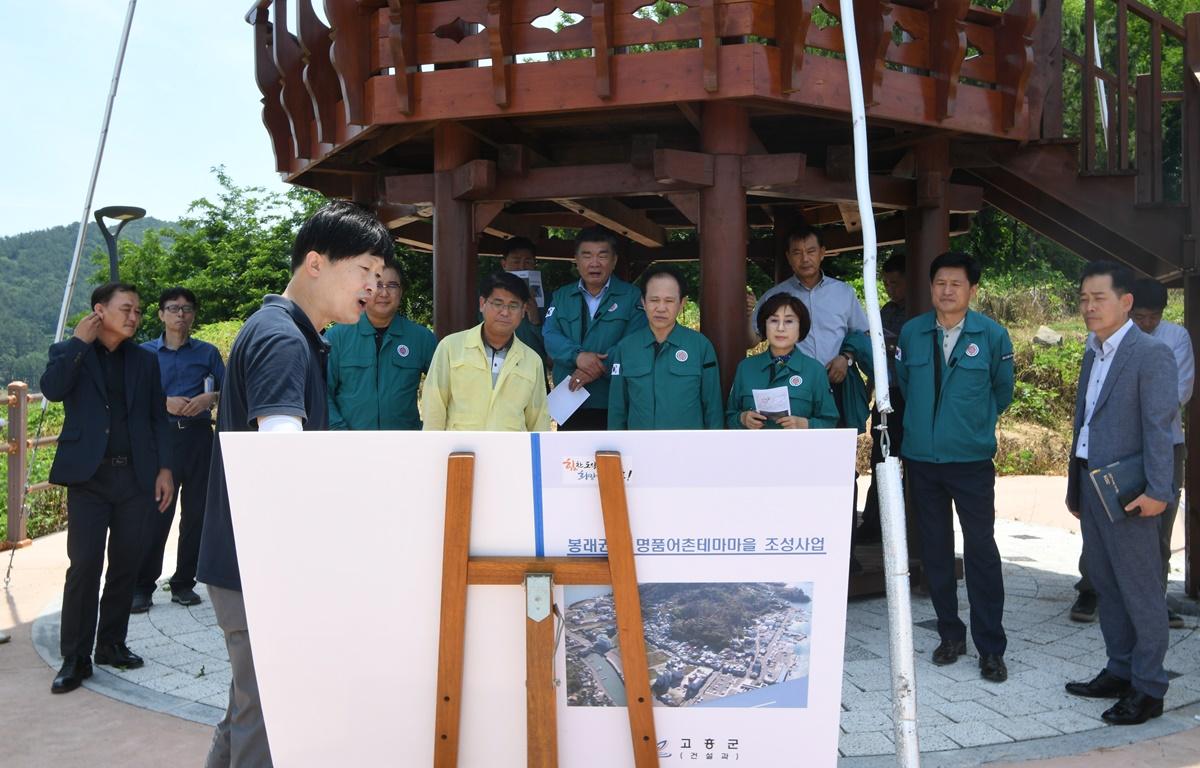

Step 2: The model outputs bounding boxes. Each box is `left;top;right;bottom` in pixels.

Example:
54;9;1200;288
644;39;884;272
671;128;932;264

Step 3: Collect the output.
1055;0;1195;206
3;382;57;550
248;0;1044;173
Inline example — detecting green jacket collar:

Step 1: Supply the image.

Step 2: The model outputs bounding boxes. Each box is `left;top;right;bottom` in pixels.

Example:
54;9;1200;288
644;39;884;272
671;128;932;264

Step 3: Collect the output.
915;309;986;336
356;312;409;338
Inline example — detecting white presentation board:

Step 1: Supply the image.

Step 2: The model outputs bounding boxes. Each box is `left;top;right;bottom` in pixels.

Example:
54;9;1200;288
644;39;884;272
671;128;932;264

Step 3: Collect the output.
221;429;856;767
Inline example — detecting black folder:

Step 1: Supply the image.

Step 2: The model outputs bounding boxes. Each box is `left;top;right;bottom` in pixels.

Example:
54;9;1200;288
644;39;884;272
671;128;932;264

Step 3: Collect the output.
1087;456;1146;522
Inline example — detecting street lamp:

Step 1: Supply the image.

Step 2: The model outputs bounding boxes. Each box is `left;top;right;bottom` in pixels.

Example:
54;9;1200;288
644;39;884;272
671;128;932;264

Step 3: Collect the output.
94;205;146;281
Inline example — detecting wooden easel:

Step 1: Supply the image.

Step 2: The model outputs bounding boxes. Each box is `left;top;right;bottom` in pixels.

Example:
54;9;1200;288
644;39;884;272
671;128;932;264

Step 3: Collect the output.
432;450;659;768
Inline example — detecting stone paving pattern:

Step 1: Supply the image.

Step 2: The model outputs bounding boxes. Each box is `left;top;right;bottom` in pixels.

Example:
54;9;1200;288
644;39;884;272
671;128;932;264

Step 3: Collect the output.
31;515;1200;763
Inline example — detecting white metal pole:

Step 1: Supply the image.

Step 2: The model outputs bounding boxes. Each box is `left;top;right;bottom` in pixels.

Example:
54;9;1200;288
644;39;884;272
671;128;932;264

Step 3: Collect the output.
838;5;921;767
1093;18;1110;151
53;0;139;344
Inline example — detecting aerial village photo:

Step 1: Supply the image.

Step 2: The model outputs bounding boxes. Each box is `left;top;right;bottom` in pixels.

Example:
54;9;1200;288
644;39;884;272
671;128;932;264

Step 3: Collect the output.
565;583;814;709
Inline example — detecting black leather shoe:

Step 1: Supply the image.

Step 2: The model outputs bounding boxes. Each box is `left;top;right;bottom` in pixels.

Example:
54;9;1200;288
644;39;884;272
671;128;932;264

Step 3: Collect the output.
1070;591;1097;622
1101;690;1163;725
130;592;152;614
51;655;93;694
1065;670;1133;699
93;643;144;669
931;639;967;666
979;654;1008;683
171;587;202;606
1168;608;1185;629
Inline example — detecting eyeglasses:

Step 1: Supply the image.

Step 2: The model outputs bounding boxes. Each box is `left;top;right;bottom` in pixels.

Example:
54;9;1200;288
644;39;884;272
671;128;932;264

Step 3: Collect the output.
162;305;195;315
376;281;402;293
485;299;523;314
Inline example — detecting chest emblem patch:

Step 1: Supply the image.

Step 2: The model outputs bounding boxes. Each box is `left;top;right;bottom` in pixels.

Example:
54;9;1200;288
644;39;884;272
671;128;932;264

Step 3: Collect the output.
675;349;688;363
965;343;980;358
545;306;555;317
789;375;803;387
396;344;410;358
608;302;619;313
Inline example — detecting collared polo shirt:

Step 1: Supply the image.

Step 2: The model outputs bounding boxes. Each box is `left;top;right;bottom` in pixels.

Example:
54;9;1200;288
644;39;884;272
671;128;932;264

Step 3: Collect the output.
142;335;226;425
751;273;870;365
1150;320;1194;445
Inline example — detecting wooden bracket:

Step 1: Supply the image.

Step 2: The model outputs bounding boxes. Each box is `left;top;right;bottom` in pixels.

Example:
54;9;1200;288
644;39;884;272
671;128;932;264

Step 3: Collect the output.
246;4;292;173
592;0;615;99
929;0;970;121
325;0;372;127
487;0;513;107
995;0;1037;132
452;160;498;200
664;192;701;226
742;153;808;189
386;0;417;116
297;0;341;144
777;0;815;92
272;0;316;160
653;149;715;186
473;201;507;237
854;0;894;107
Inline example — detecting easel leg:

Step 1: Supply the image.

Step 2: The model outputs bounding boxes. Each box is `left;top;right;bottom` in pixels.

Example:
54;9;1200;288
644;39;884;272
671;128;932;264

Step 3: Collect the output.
595;452;660;767
525;574;558;768
434;452;475;767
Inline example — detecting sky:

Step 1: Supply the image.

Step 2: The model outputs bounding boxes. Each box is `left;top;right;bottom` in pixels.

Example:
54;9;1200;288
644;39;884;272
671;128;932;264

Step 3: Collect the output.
1;1;297;237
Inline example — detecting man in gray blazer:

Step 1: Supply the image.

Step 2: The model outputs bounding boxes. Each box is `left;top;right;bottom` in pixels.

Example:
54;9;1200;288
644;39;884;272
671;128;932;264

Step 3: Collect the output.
1064;261;1177;725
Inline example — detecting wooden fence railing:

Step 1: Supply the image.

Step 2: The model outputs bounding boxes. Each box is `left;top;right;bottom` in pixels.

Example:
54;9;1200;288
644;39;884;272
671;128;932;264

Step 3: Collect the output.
3;382;58;550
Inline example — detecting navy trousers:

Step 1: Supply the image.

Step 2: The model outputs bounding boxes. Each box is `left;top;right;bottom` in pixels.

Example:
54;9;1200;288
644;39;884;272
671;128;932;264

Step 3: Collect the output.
1078;460;1170;697
908;459;1007;656
136;423;213;597
60;464;149;658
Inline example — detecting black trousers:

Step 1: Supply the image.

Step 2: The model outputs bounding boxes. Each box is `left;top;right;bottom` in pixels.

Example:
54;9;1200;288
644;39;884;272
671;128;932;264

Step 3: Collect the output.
136;423;213;597
858;387;906;542
908;458;1007;656
559;407;609;431
60;464;150;658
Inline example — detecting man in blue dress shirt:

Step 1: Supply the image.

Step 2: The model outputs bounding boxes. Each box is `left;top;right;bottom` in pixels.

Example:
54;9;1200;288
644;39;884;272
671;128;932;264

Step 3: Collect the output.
134;288;225;612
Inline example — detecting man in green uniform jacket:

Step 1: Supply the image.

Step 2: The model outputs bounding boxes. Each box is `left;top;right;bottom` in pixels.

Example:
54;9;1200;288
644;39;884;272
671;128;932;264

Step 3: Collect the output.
326;262;436;430
608;265;722;430
493;236;548;367
543;226;647;429
895;250;1014;685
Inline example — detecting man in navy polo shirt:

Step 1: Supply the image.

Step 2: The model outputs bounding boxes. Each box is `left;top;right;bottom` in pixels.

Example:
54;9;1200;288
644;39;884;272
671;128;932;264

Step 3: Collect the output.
197;202;391;767
133;287;225;612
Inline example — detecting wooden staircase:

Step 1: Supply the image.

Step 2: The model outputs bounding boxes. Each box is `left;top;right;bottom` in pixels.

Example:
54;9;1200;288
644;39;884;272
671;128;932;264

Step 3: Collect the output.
973;3;1200;283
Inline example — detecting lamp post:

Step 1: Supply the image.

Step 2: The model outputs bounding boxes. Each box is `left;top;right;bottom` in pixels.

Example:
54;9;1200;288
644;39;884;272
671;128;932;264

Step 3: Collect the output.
94;205;146;281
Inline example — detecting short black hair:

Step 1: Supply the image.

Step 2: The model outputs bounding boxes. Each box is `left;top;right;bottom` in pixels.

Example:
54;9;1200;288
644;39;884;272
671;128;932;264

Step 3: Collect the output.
882;252;906;275
380;259;406;288
1080;260;1135;295
158;287;197;311
91;281;138;307
639;264;688;298
1132;277;1168;312
574;226;620;256
786;224;824;250
479;270;531;303
757;292;812;342
501;237;536;258
929;251;982;285
290;201;394;270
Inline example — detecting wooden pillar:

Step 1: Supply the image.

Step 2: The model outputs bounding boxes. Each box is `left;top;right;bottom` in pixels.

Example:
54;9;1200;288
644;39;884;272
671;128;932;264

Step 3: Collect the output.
6;381;29;546
1187;275;1200;597
700;103;749;394
903;138;951;317
433;122;479;337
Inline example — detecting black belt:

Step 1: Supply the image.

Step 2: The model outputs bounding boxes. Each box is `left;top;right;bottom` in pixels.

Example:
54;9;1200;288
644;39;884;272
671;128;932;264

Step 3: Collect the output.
102;456;130;466
1075;456;1089;471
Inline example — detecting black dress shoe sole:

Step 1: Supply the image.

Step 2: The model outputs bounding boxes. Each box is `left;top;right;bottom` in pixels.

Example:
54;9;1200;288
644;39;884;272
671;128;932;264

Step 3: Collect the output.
1069;609;1097;623
170;594;202;606
1102;704;1163;725
51;667;92;694
93;654;144;669
980;667;1008;683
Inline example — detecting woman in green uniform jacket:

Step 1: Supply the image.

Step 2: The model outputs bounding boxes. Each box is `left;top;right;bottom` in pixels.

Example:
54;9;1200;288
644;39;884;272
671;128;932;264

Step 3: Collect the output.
607;265;723;430
727;292;839;429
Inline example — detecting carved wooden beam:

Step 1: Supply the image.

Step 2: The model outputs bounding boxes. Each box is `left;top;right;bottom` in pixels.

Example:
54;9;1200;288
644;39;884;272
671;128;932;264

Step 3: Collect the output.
994;0;1038;132
325;0;371;127
929;0;970;120
487;0;513;107
742;153;807;189
246;4;292;173
273;0;317;160
452;159;498;200
853;0;893;107
777;0;815;92
297;0;340;144
386;0;417;115
592;0;614;99
551;198;668;247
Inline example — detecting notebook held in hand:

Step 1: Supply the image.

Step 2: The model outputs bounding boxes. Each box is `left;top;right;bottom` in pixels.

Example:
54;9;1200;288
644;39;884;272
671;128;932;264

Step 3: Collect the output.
1087;456;1145;522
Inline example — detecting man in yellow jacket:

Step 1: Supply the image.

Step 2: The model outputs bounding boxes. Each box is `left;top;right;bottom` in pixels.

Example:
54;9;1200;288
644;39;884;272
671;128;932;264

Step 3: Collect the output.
422;271;551;431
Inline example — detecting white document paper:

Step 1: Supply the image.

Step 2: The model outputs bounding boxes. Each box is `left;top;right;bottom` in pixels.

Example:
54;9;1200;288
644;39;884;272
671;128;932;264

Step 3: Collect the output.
547;377;590;425
511;269;544;308
752;386;791;419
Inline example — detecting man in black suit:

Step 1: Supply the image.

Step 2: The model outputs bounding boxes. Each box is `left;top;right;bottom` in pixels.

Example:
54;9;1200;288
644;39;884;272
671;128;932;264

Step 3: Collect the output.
40;282;173;694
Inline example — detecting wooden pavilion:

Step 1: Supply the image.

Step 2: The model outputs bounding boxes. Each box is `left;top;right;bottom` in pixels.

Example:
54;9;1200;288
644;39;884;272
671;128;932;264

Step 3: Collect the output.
244;0;1200;593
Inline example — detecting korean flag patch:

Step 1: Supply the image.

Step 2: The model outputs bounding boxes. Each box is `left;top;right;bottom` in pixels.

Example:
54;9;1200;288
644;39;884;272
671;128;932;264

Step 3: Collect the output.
611;363;621;376
675;349;688;363
894;346;903;361
545;306;555;317
396;344;410;358
965;342;980;358
789;375;803;387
